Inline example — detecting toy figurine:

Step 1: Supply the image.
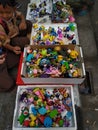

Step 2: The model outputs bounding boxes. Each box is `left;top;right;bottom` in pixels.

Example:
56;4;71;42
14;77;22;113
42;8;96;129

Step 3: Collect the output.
45;66;61;77
49;109;58;118
18;107;29;125
33;23;38;29
29;114;37;127
44;116;52;127
69;23;76;31
40;48;47;56
57;27;63;40
38;107;47;115
69;15;75;22
26;46;34;63
68;49;79;59
23;117;30;127
33;88;45;100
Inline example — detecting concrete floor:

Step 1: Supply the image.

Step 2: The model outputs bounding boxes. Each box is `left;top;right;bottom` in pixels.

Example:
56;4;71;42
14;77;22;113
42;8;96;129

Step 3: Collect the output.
0;0;98;130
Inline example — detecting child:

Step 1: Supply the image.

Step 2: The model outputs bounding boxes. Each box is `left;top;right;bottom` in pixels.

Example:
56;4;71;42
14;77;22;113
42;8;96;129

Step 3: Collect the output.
0;0;32;92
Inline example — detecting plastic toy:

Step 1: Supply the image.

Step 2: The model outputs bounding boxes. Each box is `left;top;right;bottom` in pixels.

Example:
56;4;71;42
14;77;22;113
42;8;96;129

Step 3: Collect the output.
33;88;45;100
23;117;30;127
30;105;38;116
49;109;58;118
33;23;38;29
29;114;37;127
44;116;52;127
18;107;29;125
57;27;63;40
46;66;61;77
69;23;76;31
68;49;79;59
59;119;64;127
38;107;47;115
40;48;47;56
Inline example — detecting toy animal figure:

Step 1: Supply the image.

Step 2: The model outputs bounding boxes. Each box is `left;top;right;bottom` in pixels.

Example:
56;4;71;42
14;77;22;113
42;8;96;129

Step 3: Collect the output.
26;46;34;63
23;117;30;127
67;49;79;59
29;114;37;127
46;66;61;77
18;107;29;125
57;27;63;40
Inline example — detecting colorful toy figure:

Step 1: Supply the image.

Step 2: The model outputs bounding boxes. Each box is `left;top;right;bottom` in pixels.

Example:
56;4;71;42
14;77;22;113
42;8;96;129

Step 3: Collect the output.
57;27;63;40
23;117;30;127
18;107;29;125
44;116;52;127
46;66;61;77
33;88;45;100
29;114;37;127
26;46;34;63
33;23;38;29
68;49;79;59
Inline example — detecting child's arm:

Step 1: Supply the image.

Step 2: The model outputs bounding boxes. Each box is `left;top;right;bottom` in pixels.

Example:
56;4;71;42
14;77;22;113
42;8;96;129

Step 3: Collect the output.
16;11;27;30
0;54;5;64
0;25;21;54
5;44;21;55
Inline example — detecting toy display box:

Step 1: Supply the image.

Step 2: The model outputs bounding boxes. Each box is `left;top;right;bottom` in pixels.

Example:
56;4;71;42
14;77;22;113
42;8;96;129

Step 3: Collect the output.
30;23;79;45
51;0;75;23
21;44;85;84
26;0;52;23
12;85;77;130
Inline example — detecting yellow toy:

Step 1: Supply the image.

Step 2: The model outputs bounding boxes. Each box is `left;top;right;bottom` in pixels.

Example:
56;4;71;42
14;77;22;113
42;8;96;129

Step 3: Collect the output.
33;23;38;29
29;114;36;127
61;65;66;73
68;49;79;59
54;46;61;51
58;55;63;62
72;69;81;77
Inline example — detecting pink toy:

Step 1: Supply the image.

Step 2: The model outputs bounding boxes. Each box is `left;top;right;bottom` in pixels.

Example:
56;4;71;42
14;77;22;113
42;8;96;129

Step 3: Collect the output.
69;16;75;22
46;66;61;77
57;27;63;40
33;88;45;100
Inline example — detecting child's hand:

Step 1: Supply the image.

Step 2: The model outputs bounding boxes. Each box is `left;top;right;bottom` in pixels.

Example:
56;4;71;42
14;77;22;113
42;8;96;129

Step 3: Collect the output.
19;21;27;30
0;54;5;64
13;46;21;54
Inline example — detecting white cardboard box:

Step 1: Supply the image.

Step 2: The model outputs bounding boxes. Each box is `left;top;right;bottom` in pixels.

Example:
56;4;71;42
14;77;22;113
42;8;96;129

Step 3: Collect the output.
21;44;86;84
12;85;77;130
30;23;79;45
26;0;52;23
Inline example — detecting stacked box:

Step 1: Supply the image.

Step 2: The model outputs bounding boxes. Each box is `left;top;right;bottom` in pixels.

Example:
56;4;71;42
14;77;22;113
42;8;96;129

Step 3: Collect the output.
30;23;79;45
12;85;77;130
21;44;85;84
51;0;75;23
26;0;52;23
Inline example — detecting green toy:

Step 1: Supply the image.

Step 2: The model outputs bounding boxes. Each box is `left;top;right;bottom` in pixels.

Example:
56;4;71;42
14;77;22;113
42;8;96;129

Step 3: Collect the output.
18;107;29;125
49;109;58;118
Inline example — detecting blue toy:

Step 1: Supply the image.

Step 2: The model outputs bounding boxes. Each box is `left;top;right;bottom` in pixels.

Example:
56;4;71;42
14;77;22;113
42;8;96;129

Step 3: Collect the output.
44;116;52;127
26;53;34;62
